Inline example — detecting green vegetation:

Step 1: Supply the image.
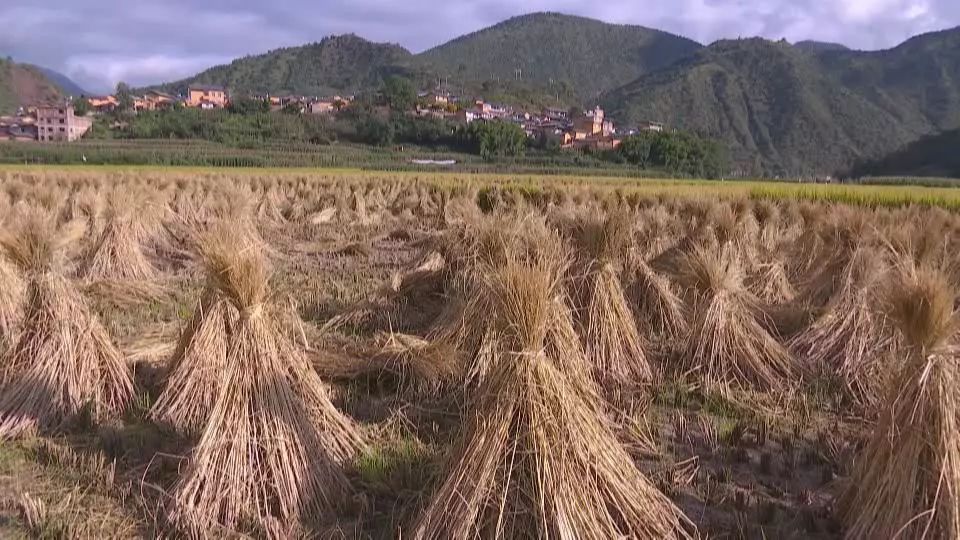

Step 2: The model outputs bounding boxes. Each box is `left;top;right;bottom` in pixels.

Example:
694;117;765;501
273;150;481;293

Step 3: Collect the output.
106;108;333;146
847;128;960;180
145;13;701;108
417;12;701;99
602;29;960;177
380;76;417;111
615;130;727;178
149;34;417;98
458;120;527;159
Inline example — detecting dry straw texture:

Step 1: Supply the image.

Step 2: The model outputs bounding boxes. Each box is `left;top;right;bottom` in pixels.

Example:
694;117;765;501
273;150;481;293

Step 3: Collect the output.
168;224;365;537
677;243;794;392
841;264;960;539
0;207;133;438
412;257;693;539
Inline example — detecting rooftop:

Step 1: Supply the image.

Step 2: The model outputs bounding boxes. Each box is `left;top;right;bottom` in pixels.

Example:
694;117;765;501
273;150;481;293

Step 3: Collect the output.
188;84;226;92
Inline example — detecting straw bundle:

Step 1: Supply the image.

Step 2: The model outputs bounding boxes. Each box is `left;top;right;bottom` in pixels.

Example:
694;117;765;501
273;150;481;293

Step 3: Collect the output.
80;192;158;281
840;264;960;539
168;226;364;536
411;258;692;539
0;257;24;353
0;208;133;438
627;256;687;344
677;243;794;392
149;289;238;436
570;213;652;393
789;248;892;406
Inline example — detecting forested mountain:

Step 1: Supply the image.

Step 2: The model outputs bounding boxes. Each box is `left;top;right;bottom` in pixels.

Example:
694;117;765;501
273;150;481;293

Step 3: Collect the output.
152;35;417;97
0;59;63;114
34;66;87;97
602;28;960;175
138;13;960;176
416;13;702;99
794;41;850;53
148;13;702;101
847;128;960;179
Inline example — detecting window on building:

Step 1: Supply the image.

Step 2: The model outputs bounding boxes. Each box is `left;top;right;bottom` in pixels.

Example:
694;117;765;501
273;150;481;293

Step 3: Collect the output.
59;127;65;132
58;109;65;114
59;119;65;124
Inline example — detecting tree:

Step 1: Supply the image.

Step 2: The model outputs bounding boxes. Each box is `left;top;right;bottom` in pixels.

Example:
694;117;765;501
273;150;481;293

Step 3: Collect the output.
616;130;728;179
281;102;301;115
381;76;416;111
458;120;527;160
357;115;394;146
71;96;90;117
115;82;134;115
228;96;269;115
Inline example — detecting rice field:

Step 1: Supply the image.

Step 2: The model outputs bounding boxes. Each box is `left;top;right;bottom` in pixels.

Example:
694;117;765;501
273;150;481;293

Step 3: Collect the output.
0;166;959;538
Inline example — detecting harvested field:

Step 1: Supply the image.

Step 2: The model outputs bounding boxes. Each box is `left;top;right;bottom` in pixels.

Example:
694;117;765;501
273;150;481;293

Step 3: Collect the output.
0;166;958;538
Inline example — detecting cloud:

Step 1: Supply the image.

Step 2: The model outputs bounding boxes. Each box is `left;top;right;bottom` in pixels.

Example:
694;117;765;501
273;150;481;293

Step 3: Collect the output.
1;0;957;93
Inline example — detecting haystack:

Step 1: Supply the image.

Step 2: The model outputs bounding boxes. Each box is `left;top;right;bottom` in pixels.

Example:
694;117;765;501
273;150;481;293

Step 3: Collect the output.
840;264;960;538
788;247;892;406
570;212;653;393
411;257;692;539
0;256;24;353
627;256;687;344
0;208;133;438
149;289;238;435
677;243;794;392
168;226;364;536
80;191;159;281
429;214;571;386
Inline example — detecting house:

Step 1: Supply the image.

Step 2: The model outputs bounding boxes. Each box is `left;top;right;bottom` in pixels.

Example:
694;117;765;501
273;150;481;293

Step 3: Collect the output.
186;84;227;108
35;105;93;142
423;91;450;106
86;95;118;114
0;115;37;141
542;107;569;121
564;135;622;151
455;109;479;123
144;90;176;110
638;120;664;133
572;106;614;139
309;100;335;115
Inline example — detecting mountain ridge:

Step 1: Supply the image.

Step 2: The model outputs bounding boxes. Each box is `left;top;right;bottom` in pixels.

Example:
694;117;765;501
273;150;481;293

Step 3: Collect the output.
602;28;960;175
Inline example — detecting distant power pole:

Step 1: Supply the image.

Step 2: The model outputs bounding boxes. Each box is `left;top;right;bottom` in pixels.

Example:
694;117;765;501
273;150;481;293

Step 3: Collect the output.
515;68;522;81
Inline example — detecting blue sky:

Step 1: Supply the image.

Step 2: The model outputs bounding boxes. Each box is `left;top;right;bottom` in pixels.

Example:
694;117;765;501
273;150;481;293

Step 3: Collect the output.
2;0;957;93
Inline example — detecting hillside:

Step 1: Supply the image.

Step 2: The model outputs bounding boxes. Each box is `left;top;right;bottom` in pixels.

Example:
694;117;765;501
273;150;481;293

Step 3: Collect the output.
848;128;960;178
0;59;63;114
417;12;702;99
794;41;850;53
35;66;87;96
148;13;701;101
603;29;960;175
152;34;417;97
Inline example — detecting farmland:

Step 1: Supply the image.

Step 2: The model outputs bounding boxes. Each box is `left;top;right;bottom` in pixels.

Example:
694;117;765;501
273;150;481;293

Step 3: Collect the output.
0;166;959;538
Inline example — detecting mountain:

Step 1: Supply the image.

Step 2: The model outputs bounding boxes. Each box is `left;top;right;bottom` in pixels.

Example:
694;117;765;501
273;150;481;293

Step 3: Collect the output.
34;66;87;97
603;28;960;175
417;13;703;99
152;34;416;97
0;58;63;114
148;13;702;101
848;128;960;179
794;41;850;53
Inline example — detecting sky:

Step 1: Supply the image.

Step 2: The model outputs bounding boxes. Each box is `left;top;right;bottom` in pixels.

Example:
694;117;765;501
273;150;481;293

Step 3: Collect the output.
2;0;958;94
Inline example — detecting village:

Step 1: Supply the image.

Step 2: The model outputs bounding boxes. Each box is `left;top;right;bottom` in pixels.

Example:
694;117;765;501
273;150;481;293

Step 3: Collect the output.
0;83;665;150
